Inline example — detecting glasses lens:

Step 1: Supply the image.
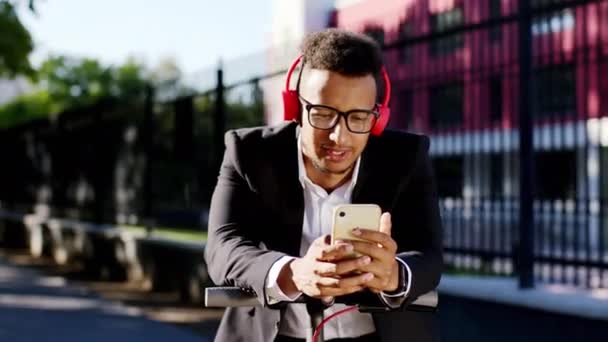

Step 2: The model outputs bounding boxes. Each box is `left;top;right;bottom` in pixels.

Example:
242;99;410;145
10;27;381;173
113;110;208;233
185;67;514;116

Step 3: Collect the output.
308;106;338;129
347;111;377;133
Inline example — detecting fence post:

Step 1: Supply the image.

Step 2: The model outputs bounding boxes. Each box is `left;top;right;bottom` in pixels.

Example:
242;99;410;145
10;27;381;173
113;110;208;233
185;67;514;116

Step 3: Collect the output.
174;96;194;161
142;83;155;233
214;61;226;175
517;0;534;289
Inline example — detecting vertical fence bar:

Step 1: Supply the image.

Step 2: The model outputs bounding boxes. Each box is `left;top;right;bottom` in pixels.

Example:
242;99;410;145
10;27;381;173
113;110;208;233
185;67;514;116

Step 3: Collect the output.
142;84;155;231
508;8;517;277
214;63;226;176
571;4;581;287
599;1;607;289
518;0;535;289
550;8;576;282
547;9;555;285
496;4;508;275
581;3;593;288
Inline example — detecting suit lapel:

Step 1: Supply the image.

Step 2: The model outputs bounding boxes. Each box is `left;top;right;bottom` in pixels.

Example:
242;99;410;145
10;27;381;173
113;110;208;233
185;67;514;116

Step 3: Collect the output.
270;122;304;255
352;137;378;206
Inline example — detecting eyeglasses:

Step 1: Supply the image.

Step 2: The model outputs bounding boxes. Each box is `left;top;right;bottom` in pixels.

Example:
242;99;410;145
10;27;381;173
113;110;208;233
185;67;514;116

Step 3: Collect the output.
299;95;379;134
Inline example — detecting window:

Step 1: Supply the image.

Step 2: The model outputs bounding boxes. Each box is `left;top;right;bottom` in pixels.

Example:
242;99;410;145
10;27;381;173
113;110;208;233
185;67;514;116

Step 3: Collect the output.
398;22;414;63
433;156;464;198
531;0;575;36
489;153;504;198
429;82;464;129
430;7;464;56
534;150;576;199
532;64;576;119
490;76;503;123
489;0;502;42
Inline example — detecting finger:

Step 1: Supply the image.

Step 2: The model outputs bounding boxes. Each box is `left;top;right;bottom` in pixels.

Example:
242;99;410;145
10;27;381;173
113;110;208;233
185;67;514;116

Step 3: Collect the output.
333;255;372;275
351;228;397;252
318;285;364;297
313;234;331;247
336;272;374;288
353;260;392;279
363;277;390;292
319;242;354;261
379;212;391;236
316;276;340;287
350;240;393;262
314;261;338;275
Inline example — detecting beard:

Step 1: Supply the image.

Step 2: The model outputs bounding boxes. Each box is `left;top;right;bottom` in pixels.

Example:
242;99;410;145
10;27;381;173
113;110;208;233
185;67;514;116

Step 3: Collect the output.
311;158;355;176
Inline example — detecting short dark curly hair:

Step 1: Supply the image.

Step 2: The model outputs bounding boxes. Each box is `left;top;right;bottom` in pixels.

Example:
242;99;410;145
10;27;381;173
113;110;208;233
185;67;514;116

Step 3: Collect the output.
299;28;383;77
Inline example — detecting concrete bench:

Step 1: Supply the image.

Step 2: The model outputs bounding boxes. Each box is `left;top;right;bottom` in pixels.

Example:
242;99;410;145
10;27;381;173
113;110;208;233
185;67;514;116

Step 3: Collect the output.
136;236;209;304
2;208;210;304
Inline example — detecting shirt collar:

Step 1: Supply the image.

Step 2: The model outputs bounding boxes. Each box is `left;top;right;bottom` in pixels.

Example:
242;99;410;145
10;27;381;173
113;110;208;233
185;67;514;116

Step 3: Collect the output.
296;132;361;194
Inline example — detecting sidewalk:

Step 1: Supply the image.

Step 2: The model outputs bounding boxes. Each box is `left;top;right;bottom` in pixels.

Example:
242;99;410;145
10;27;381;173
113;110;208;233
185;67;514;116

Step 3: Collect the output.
439;274;608;321
437;274;608;341
0;256;209;342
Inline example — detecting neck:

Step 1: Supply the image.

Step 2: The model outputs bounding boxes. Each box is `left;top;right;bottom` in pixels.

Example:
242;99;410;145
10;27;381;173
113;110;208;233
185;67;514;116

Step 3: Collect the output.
304;158;353;193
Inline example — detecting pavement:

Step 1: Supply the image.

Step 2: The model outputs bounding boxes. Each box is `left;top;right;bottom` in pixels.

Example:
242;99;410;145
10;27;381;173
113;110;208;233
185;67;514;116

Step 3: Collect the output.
0;255;212;342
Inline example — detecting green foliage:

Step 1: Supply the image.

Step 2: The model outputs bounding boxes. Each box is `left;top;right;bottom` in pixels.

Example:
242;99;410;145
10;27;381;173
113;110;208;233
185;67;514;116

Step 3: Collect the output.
0;90;52;127
0;55;149;128
224;81;265;130
38;55;148;109
0;1;35;78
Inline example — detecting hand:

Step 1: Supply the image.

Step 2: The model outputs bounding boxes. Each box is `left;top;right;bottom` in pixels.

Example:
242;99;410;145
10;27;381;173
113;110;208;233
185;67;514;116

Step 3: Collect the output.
348;212;400;293
280;234;375;300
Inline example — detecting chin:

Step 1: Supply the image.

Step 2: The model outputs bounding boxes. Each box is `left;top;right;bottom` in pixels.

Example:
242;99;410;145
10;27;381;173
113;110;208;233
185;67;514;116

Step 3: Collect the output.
321;160;355;175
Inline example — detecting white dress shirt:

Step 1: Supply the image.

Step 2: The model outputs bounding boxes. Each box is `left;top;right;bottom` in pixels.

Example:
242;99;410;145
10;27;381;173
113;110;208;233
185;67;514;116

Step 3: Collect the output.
264;134;412;340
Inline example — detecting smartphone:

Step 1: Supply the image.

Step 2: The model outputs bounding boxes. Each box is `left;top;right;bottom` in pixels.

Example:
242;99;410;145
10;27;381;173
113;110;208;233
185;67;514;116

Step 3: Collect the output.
331;203;382;258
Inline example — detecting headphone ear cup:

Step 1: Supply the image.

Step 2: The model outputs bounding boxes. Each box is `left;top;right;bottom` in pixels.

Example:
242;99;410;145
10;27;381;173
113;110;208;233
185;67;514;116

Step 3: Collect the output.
282;90;300;121
371;106;390;136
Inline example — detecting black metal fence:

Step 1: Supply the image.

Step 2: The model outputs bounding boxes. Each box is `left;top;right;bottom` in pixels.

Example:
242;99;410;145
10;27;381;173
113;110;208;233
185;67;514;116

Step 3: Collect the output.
0;0;606;290
366;0;608;289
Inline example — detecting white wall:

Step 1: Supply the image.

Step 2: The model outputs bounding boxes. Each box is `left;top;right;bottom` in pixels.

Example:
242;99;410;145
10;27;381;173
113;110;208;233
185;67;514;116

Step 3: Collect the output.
264;0;336;125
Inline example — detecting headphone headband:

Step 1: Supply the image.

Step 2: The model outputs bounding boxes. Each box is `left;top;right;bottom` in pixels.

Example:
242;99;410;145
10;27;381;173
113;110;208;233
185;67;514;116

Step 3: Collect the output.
282;54;392;136
285;55;391;108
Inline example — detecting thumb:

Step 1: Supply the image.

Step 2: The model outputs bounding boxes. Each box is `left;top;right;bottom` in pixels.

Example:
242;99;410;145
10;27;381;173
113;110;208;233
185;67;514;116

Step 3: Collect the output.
379;212;391;236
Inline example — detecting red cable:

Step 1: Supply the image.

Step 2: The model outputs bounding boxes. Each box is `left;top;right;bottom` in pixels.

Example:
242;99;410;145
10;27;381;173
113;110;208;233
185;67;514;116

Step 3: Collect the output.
312;306;359;342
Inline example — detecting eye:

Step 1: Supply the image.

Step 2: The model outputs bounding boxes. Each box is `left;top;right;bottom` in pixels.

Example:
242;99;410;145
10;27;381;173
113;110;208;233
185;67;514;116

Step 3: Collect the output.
309;107;336;118
350;112;372;121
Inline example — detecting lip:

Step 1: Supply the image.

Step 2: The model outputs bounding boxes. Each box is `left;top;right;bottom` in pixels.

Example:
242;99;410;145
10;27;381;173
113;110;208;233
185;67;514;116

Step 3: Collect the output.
322;147;352;162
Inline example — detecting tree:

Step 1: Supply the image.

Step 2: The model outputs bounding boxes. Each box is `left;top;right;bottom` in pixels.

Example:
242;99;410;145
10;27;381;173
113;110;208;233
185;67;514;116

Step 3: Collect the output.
0;0;36;78
149;56;194;101
38;55;113;109
36;55;149;108
0;55;149;128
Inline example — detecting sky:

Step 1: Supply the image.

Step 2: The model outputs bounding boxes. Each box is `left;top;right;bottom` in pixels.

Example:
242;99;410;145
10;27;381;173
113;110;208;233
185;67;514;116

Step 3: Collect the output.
16;0;274;76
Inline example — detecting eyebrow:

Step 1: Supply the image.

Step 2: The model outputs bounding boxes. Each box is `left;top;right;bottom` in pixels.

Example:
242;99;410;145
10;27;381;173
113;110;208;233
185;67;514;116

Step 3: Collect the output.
300;95;377;113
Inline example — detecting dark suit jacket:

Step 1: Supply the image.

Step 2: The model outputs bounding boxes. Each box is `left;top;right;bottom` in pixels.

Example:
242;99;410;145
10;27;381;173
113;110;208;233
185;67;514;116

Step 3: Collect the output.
204;121;443;342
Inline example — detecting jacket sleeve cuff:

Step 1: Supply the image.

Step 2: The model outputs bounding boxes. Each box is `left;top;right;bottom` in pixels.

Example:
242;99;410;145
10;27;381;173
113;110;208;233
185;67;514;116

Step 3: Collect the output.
378;258;412;308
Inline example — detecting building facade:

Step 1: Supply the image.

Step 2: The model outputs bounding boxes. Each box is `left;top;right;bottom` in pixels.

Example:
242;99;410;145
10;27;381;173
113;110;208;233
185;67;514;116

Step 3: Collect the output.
268;0;608;285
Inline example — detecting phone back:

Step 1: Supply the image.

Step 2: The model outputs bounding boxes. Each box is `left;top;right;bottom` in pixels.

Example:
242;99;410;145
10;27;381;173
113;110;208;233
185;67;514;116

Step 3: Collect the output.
331;204;382;244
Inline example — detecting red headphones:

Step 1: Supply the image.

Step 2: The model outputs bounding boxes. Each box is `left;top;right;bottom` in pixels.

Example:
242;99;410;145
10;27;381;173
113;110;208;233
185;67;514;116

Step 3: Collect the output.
282;54;392;136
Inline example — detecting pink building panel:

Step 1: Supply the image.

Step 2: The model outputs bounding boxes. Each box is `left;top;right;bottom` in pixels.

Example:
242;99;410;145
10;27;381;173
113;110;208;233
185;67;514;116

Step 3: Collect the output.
330;0;608;134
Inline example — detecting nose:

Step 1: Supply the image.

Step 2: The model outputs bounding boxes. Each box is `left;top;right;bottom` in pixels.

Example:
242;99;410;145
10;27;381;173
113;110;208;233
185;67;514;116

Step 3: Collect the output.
329;117;349;145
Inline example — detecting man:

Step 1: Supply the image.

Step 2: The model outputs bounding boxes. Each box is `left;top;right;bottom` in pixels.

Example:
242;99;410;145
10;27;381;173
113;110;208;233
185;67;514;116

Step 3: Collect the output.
205;28;443;342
